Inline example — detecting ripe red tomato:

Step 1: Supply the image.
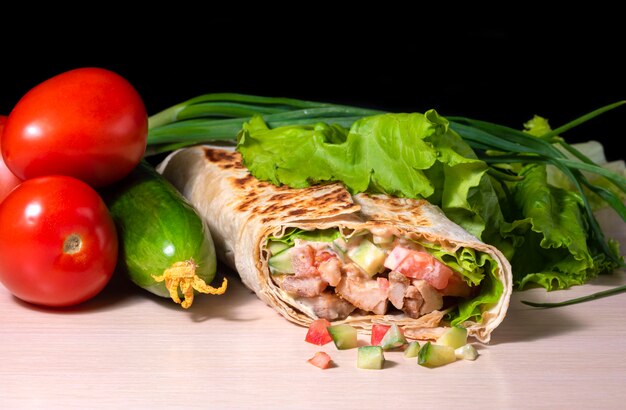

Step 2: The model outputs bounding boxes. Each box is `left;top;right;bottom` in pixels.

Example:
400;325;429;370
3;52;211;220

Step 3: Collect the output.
0;116;22;202
1;67;147;187
0;175;118;307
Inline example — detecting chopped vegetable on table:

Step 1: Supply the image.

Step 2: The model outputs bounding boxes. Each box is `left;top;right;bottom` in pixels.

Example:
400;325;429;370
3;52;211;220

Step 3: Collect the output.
307;351;332;369
370;324;391;346
305;319;333;346
357;346;385;370
403;341;421;358
379;324;407;350
327;324;358;350
418;342;457;368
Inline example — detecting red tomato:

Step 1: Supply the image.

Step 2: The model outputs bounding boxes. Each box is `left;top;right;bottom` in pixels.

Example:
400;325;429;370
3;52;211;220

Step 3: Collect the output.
0;116;22;202
384;245;453;289
305;318;333;345
307;351;332;369
370;324;391;346
2;67;147;187
0;175;118;306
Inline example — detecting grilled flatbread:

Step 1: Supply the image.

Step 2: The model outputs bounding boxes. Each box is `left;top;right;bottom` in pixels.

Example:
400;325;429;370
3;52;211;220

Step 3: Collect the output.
157;145;512;343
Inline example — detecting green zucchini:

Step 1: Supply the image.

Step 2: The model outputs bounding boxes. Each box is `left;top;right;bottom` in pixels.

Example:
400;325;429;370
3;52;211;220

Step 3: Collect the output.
102;160;227;308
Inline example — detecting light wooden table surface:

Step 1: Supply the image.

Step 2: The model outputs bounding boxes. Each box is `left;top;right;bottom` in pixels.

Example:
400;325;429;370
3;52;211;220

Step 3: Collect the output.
1;208;624;409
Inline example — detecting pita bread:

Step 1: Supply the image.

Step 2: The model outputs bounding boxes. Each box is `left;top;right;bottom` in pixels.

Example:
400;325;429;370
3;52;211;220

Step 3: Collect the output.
157;145;512;343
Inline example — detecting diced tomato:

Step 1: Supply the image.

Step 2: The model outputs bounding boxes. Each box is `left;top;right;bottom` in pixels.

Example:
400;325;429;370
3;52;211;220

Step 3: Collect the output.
370;324;391;346
384;246;413;271
384;245;453;290
305;318;333;345
307;351;332;369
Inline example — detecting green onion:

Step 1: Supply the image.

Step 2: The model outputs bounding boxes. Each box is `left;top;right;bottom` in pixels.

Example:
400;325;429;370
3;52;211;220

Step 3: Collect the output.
522;285;626;308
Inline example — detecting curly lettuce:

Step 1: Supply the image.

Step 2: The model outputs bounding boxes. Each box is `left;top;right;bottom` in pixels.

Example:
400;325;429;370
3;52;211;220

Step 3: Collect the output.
237;111;621;293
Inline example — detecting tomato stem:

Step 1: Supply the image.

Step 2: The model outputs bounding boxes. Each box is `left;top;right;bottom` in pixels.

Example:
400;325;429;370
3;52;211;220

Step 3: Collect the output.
63;234;82;255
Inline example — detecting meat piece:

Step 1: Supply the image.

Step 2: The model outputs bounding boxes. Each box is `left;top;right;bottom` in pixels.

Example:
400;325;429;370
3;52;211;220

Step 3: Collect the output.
318;257;342;287
282;244;342;296
335;264;388;315
413;279;443;315
279;276;328;297
291;245;318;277
388;271;410;310
299;291;356;321
401;285;424;318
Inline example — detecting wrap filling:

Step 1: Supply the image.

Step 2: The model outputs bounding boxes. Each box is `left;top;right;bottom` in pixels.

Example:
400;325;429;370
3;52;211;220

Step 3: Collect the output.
266;227;502;324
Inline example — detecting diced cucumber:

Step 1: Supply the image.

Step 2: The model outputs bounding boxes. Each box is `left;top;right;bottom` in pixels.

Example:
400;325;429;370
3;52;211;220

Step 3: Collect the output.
268;248;294;275
327;324;358;350
436;325;468;349
267;240;290;255
347;238;387;277
379;323;407;350
455;344;479;360
357;346;385;369
403;341;421;358
418;342;456;368
332;237;348;254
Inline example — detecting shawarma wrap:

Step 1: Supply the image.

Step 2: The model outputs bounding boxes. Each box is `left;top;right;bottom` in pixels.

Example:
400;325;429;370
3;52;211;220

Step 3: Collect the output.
157;145;512;343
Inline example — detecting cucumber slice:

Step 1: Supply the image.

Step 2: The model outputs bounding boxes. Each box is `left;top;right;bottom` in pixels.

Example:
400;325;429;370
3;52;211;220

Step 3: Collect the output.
379;323;407;350
357;346;385;369
403;341;421;358
455;344;479;360
267;240;290;255
332;237;348;254
347;238;387;277
418;342;456;368
327;324;358;350
436;325;468;349
268;248;294;275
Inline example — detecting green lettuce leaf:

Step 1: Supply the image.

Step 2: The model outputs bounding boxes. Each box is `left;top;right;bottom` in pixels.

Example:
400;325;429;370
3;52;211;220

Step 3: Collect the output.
237;111;507;243
237;110;620;295
503;163;616;289
427;244;503;325
238;111;488;199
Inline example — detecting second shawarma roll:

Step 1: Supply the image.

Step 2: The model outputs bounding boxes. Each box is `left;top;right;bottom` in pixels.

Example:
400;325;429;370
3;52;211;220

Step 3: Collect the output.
157;145;512;343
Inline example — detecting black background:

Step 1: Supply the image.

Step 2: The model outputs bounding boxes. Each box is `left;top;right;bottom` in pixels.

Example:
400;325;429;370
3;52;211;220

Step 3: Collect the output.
1;11;624;160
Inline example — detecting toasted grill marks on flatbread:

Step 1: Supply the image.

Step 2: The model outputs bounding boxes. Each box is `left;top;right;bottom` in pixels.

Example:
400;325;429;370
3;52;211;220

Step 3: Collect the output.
355;193;433;226
231;175;256;188
203;147;242;168
158;145;513;344
208;148;361;222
